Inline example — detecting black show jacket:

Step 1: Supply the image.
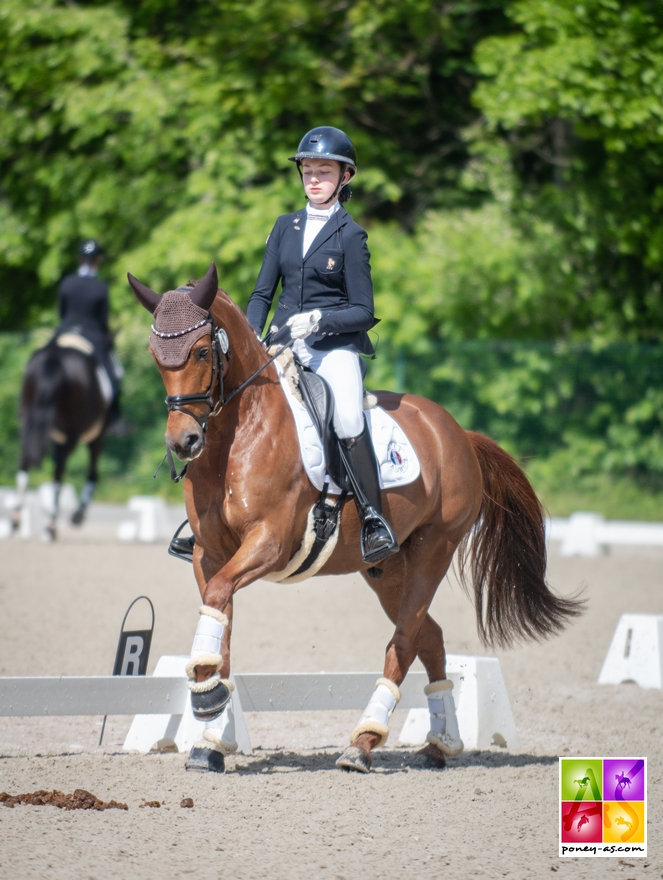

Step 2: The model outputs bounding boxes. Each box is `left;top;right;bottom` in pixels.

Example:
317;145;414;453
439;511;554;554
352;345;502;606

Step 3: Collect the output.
246;205;378;355
57;272;111;353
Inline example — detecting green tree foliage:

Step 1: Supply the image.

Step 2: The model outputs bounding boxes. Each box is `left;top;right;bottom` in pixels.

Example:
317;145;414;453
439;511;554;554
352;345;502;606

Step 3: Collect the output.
0;0;509;329
473;0;663;342
2;0;663;515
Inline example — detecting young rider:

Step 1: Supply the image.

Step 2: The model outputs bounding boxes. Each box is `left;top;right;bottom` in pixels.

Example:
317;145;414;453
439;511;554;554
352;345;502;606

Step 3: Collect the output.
246;126;398;564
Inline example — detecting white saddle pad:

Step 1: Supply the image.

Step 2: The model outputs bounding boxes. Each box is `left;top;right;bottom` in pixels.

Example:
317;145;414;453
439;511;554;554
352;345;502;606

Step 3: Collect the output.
276;363;421;495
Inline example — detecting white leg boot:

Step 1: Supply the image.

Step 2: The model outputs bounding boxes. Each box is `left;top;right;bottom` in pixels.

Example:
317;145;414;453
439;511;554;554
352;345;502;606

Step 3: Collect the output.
425;680;463;757
186;606;230;721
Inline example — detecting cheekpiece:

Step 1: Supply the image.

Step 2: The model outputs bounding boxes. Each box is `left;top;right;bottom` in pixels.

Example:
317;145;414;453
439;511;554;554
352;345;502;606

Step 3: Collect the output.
150;289;211;367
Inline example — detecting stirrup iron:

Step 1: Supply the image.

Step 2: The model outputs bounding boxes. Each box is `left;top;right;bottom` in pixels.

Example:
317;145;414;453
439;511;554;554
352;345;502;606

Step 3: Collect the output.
360;509;399;564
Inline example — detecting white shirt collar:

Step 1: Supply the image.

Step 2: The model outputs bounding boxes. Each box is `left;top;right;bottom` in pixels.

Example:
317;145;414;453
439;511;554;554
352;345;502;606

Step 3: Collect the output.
306;201;340;219
77;264;98;277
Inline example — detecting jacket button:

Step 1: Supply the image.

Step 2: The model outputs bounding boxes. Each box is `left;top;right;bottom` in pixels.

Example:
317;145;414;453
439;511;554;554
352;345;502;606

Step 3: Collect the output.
297;285;301;291
299;268;302;274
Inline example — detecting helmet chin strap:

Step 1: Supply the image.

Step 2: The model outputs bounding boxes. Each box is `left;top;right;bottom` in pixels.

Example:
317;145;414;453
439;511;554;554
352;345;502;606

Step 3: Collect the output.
321;164;348;205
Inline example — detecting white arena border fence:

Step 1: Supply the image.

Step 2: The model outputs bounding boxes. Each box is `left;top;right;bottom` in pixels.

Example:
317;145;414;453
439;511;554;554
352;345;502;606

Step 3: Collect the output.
548;512;663;556
0;654;520;756
5;487;663;553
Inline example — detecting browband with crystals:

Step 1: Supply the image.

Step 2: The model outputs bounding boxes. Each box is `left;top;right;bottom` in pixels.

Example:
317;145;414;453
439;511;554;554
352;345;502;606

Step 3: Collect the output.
151;317;210;339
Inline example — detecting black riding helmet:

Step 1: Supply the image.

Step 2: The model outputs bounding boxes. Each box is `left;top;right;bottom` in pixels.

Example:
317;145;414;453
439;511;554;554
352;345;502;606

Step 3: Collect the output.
78;239;104;263
289;127;357;204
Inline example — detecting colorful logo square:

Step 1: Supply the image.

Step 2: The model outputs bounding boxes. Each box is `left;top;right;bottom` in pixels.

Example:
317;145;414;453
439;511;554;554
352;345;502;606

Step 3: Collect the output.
603;801;646;844
559;757;647;858
603;759;645;801
559;758;602;801
561;802;602;842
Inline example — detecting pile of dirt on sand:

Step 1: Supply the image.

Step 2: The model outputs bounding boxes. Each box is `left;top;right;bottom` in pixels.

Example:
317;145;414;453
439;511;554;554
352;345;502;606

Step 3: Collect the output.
0;789;128;811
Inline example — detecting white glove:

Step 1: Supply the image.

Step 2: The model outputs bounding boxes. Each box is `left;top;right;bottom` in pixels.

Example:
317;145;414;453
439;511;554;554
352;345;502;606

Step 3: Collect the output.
286;310;322;340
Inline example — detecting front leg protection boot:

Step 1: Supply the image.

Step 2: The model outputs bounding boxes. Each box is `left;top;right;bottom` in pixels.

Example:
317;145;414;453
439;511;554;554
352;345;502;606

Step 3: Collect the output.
188;674;231;722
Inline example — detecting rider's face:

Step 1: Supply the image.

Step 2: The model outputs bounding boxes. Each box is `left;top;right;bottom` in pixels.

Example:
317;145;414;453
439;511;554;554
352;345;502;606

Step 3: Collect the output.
301;159;350;209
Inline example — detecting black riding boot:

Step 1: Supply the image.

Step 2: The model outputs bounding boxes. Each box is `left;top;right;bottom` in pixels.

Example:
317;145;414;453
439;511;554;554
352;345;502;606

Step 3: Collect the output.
339;421;399;565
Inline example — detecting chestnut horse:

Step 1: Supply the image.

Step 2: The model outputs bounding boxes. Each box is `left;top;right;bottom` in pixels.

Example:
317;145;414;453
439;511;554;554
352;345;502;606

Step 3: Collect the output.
128;264;581;773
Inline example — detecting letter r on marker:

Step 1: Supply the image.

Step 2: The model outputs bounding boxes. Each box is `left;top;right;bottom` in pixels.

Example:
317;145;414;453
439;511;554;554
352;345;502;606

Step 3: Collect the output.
120;636;144;676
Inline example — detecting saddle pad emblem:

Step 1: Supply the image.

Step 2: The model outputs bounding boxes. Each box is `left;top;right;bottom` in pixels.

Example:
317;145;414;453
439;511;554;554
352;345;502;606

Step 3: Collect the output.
326;258;336;270
388;441;408;474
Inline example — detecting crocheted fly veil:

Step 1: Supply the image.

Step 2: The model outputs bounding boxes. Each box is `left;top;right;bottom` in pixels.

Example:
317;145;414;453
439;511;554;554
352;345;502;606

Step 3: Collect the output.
150;289;211;367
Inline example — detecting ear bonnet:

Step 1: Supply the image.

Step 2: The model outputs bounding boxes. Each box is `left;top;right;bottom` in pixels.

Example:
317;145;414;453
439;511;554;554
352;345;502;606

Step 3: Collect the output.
150;289;211;367
127;263;219;368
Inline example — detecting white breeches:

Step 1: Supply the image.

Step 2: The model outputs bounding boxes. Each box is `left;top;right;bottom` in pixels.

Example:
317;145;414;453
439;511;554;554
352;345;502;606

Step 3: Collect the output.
292;339;364;439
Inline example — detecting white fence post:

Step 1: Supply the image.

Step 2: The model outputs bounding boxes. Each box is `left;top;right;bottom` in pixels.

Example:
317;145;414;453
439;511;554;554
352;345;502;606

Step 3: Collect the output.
398;655;520;750
598;614;663;689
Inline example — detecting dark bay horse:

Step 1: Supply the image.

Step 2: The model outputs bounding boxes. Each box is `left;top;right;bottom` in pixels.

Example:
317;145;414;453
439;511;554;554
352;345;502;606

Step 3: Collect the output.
128;264;581;773
13;339;110;539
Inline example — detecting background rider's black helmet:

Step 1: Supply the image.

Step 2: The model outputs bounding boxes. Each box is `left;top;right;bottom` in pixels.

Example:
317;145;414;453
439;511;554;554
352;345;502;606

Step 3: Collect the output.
77;239;104;263
289;127;357;180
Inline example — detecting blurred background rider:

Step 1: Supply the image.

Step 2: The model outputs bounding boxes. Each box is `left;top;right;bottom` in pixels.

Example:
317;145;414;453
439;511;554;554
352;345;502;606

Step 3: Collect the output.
56;239;124;430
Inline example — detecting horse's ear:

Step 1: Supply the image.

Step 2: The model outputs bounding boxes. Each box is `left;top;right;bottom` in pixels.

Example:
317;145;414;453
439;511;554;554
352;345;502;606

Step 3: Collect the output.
127;273;161;314
188;263;218;311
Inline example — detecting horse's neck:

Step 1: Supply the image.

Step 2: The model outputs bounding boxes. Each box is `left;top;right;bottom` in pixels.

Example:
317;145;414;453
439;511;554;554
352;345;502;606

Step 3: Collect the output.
212;296;267;386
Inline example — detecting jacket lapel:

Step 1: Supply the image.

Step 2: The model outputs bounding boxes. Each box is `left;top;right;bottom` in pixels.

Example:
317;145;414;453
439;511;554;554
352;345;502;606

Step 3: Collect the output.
303;207;349;262
287;209;307;254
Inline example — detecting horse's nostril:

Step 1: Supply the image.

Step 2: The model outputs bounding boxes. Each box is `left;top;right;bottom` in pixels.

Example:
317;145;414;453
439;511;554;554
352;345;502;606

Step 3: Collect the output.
186;433;201;452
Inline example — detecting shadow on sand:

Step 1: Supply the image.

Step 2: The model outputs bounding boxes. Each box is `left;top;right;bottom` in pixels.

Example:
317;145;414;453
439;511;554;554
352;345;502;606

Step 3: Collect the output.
229;748;559;775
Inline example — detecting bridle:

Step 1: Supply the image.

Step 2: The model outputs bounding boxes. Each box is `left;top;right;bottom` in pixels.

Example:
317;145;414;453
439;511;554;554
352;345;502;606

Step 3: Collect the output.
158;316;229;433
154;312;292;482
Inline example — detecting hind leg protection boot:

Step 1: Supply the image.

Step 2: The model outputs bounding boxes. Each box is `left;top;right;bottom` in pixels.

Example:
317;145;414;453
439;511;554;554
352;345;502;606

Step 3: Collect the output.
339;420;399;565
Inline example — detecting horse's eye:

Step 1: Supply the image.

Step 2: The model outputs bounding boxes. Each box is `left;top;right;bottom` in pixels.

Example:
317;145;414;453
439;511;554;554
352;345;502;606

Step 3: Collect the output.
196;347;209;360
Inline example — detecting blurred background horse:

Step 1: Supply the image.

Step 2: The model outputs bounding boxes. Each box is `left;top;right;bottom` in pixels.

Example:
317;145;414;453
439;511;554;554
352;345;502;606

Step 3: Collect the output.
12;336;110;540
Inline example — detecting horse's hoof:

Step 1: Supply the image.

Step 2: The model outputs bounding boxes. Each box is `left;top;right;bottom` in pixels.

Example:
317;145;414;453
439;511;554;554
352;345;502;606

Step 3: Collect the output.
71;508;85;526
185;745;225;774
336;746;372;774
190;678;231;721
416;743;447;769
42;526;56;542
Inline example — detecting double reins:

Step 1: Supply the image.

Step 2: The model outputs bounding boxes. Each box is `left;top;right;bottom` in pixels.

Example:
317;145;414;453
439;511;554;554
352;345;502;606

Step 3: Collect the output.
157;314;292;483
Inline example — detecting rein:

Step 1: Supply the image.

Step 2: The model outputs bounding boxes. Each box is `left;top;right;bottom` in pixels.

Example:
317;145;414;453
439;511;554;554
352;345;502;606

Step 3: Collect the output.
157;313;293;483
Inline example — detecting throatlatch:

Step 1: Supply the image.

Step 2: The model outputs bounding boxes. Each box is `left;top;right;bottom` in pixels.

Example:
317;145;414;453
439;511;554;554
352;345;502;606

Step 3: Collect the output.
186;606;231;721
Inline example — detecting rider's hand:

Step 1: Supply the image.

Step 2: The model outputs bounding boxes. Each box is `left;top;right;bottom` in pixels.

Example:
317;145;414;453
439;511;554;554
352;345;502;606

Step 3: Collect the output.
286;310;322;339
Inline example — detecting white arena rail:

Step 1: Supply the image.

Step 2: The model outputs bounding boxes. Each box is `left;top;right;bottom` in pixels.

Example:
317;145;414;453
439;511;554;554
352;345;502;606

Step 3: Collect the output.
0;654;520;756
547;512;663;556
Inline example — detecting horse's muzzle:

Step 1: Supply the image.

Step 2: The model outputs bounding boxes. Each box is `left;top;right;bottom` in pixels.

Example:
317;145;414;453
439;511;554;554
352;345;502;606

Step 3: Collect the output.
166;423;205;461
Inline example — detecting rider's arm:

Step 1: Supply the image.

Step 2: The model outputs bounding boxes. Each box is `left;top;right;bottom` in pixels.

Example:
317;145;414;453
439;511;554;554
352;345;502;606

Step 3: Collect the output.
246;218;283;336
96;281;110;336
317;224;375;337
57;280;69;322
